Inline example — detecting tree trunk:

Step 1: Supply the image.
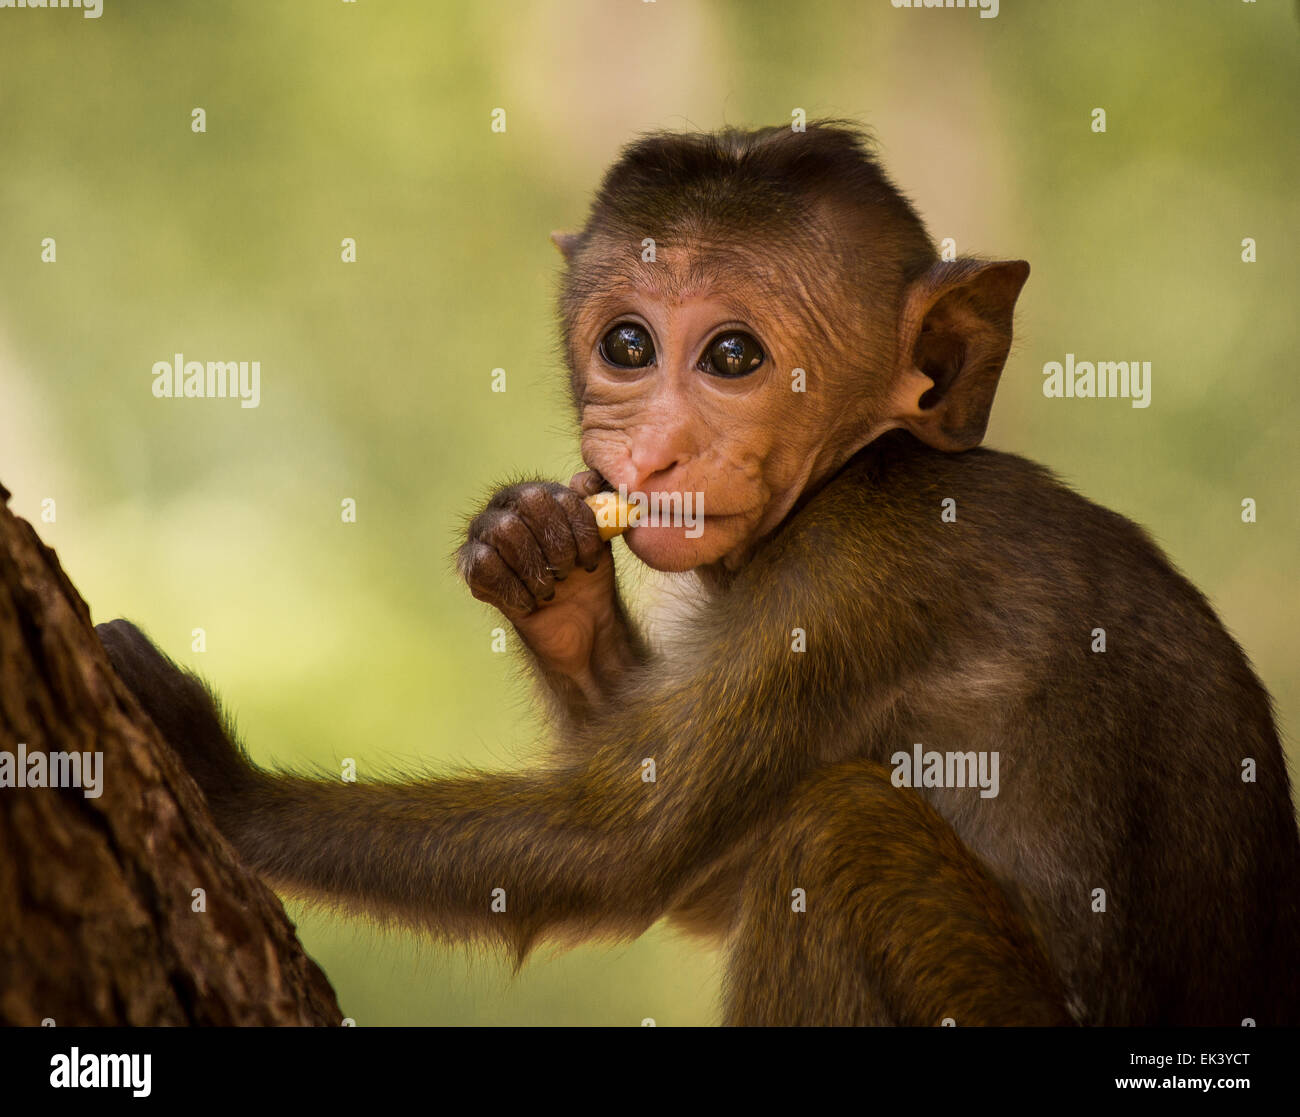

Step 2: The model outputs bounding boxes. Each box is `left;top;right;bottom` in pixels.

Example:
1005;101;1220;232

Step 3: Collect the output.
0;482;341;1025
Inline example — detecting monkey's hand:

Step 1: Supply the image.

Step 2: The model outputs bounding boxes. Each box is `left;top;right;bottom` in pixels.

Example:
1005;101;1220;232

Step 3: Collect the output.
97;619;256;808
457;477;644;712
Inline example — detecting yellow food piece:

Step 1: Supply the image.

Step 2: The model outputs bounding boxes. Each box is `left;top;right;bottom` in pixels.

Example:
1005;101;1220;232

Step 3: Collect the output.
585;491;639;540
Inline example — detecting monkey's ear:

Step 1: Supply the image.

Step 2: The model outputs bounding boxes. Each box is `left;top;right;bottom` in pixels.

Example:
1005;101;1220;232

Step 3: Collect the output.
889;259;1030;452
550;230;581;259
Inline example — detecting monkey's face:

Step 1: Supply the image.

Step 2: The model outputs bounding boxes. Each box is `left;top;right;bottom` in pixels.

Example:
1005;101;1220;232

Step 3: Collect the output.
570;253;882;572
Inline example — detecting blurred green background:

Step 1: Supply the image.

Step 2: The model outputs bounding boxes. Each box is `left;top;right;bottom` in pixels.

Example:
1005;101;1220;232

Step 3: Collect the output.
1;1;1296;1026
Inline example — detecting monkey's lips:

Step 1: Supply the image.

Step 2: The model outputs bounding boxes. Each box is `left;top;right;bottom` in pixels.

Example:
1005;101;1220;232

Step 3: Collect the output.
623;513;754;572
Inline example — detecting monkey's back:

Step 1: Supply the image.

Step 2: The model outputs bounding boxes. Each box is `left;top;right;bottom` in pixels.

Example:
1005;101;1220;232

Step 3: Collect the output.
787;432;1300;1025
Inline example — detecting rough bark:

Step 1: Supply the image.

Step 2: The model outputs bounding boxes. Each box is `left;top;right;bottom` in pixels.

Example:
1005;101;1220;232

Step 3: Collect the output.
0;481;341;1025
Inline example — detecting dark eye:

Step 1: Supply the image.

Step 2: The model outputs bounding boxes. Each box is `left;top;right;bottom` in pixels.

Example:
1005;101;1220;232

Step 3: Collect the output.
599;323;655;368
705;331;764;377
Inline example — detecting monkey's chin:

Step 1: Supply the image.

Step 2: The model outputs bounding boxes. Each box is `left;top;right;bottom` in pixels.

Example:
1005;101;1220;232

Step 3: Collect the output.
623;520;747;572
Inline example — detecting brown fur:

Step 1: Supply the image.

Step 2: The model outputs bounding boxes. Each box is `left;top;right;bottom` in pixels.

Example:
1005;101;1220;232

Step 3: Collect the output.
98;433;1299;1022
98;121;1300;1026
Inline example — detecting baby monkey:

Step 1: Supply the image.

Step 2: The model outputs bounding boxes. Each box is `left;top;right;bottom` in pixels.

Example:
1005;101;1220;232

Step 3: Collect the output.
100;122;1299;1026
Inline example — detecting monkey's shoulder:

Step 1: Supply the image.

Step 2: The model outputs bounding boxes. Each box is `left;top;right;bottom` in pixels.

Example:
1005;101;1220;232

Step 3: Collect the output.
809;435;1137;548
766;436;1272;719
795;434;1217;623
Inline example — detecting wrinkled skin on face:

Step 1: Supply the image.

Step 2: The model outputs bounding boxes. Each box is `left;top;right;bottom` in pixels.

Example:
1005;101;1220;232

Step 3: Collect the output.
568;236;900;574
460;161;1025;711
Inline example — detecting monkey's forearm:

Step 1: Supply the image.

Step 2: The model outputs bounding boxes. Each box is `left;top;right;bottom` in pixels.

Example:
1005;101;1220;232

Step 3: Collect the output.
96;617;657;942
211;728;782;957
214;771;660;952
516;590;649;727
209;615;815;951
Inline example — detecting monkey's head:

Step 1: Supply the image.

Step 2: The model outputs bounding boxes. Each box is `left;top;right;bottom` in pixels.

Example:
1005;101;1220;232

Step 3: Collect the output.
555;122;1028;573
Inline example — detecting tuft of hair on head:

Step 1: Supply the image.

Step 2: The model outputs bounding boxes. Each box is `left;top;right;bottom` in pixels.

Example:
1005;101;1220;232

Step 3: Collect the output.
570;120;934;273
553;121;941;385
